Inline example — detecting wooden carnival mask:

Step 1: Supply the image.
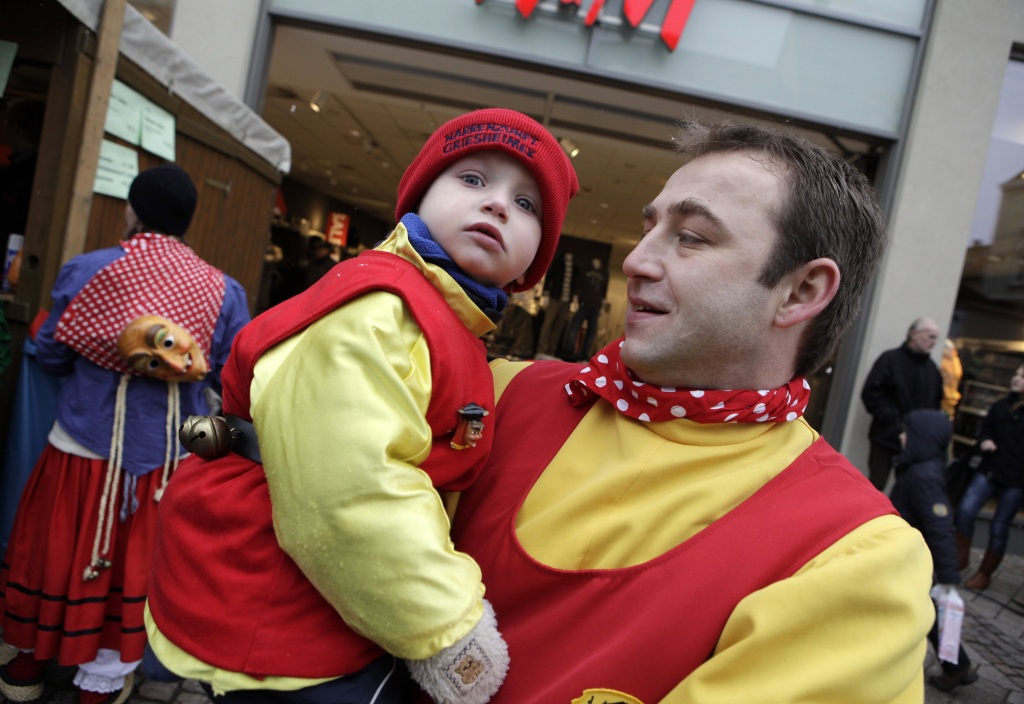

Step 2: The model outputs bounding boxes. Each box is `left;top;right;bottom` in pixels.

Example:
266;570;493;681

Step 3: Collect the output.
116;314;209;381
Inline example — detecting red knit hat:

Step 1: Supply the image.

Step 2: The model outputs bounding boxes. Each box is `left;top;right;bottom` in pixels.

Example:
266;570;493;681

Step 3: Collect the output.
395;108;579;292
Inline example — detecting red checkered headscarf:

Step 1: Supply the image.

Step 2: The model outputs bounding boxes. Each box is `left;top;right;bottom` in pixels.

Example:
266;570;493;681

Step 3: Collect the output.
55;233;225;374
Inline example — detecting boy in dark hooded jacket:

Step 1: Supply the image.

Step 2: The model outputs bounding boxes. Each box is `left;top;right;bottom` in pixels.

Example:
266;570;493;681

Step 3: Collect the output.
890;409;977;692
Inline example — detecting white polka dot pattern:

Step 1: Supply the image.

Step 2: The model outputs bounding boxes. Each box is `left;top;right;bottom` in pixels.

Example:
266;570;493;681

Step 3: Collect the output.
564;337;812;424
54;233;226;374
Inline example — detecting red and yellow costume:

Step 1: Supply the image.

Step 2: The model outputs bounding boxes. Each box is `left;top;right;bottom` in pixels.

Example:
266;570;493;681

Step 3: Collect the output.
147;225;496;692
449;356;935;704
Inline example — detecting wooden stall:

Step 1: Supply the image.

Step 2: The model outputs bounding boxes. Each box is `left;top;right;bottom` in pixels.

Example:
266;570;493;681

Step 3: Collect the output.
0;0;290;464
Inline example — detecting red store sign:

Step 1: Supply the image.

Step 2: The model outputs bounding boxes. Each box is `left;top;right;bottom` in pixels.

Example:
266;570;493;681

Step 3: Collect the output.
476;0;697;51
327;212;350;247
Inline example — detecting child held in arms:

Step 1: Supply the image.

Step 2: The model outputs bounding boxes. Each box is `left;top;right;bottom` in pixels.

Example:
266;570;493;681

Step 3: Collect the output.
146;108;578;703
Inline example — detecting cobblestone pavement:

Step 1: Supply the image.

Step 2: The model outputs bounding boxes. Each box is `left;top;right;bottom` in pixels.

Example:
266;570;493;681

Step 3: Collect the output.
3;551;1024;703
924;548;1024;704
0;665;211;704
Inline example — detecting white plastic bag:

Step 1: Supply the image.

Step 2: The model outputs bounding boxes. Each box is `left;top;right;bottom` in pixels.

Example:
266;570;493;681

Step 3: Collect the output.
931;584;964;664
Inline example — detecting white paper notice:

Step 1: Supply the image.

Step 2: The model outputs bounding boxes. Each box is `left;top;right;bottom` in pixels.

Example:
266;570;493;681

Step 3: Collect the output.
0;41;17;98
105;80;144;145
94;140;139;199
141;101;176;161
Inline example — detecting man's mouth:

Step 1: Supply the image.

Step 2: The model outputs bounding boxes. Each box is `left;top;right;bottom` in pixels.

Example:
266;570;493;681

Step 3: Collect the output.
629;296;665;314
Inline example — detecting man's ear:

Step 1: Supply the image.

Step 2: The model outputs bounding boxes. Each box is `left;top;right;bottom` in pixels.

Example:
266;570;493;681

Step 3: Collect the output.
774;257;840;329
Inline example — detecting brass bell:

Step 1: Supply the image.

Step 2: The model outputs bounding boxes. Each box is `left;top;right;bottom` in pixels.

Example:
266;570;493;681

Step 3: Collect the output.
178;415;232;459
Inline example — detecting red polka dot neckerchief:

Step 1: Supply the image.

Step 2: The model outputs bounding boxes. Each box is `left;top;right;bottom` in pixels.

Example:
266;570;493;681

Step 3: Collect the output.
54;232;226;374
565;338;811;424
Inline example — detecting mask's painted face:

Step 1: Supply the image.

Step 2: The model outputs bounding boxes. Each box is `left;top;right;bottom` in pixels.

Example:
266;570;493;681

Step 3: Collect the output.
117;315;208;381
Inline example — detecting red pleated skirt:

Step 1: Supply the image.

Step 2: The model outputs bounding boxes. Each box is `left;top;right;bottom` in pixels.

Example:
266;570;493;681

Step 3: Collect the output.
0;445;162;666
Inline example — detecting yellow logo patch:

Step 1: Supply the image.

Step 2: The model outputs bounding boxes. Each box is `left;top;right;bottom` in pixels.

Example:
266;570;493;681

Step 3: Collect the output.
933;503;950;517
572;689;645;704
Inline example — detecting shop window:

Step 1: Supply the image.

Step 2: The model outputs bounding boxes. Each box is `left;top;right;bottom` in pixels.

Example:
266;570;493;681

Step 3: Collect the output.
956;58;1024;322
950;55;1024;456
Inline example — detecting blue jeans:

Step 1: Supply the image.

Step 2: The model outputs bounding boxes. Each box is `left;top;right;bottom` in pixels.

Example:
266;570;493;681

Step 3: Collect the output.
201;656;411;703
955;472;1024;555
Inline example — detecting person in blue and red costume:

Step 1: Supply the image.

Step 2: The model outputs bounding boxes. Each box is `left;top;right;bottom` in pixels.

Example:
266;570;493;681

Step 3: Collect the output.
145;108;578;703
447;120;935;703
0;164;249;704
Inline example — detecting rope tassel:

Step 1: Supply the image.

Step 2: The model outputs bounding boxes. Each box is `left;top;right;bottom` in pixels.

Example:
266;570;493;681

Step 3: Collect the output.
85;373;130;581
154;382;180;503
82;378;183;581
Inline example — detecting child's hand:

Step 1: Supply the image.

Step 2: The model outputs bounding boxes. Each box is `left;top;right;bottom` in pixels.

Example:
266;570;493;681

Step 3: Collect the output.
406;599;509;703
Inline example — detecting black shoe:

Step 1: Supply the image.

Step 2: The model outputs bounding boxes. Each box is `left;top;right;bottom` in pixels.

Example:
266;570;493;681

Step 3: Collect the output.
928;667;979;692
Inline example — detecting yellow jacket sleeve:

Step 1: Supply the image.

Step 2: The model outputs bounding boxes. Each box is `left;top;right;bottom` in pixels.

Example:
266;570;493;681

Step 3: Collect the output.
253;291;484;660
666;514;934;703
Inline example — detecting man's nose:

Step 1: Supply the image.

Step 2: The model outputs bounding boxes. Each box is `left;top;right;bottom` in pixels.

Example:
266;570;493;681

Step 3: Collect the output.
622;234;659;279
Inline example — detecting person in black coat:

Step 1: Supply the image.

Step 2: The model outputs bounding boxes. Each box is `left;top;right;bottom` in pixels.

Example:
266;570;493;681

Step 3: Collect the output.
861;317;944;491
890;409;976;693
303;237;336;288
954;364;1024;591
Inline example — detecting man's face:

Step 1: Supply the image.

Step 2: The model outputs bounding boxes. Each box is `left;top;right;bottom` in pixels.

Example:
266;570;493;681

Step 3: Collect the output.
417;151;542;288
620;151;788;389
123;203;141;238
117;315;208;381
907;321;939;354
1011;366;1024;394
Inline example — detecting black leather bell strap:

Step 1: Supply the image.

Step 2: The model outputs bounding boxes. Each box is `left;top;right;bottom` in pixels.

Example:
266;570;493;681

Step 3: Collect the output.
225;414;262;464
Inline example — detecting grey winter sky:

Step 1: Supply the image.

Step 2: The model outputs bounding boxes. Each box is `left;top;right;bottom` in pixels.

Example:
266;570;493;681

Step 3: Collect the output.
969;59;1024;247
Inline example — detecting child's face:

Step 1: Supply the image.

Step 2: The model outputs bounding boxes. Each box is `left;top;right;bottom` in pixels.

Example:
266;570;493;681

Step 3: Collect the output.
417;151;542;288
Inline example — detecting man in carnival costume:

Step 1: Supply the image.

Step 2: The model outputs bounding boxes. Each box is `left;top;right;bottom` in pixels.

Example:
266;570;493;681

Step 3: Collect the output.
0;164;249;704
447;121;935;703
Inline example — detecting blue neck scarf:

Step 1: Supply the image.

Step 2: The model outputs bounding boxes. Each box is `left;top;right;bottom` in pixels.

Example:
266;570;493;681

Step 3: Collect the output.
400;213;508;320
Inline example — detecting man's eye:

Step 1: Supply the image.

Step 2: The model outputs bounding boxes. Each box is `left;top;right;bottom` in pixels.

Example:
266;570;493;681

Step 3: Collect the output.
161;334;176;349
147;359;161;370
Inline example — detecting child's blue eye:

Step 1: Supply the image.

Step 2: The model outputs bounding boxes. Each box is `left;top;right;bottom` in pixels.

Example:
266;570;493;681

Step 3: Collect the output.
516;197;536;213
461;174;483;186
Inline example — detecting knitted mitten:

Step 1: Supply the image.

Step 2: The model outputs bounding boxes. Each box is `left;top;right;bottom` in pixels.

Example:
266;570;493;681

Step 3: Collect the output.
405;600;509;704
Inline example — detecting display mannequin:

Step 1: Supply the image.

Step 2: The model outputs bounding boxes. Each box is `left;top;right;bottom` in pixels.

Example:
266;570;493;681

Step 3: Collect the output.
560;257;608;361
941;339;963;418
535;251;574;358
